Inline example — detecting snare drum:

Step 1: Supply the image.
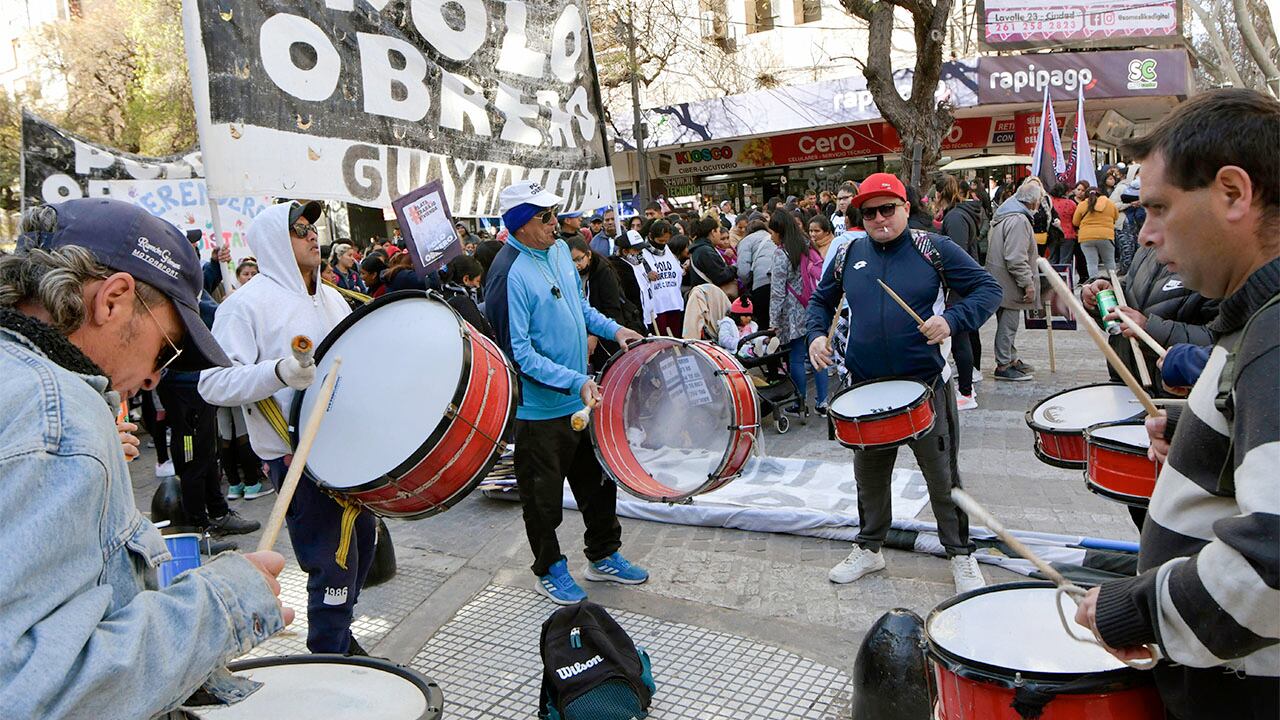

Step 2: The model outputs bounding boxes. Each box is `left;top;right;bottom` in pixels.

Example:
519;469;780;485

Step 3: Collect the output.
195;655;443;719
828;378;935;450
925;583;1163;720
1026;384;1143;468
1084;421;1161;507
592;337;759;503
292;291;516;518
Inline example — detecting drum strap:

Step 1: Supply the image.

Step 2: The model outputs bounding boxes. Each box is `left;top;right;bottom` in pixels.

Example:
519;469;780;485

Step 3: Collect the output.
255;396;362;570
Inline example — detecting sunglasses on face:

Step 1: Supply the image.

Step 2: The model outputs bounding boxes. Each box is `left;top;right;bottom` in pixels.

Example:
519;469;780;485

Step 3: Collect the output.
861;202;904;219
136;293;183;373
538;209;559;225
290;222;317;239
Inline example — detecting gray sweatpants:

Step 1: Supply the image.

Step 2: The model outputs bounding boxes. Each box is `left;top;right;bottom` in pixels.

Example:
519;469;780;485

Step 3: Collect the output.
851;378;974;556
1082;240;1116;279
994;306;1022;366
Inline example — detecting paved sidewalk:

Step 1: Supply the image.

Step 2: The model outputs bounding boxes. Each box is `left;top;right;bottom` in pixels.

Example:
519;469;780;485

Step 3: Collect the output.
134;319;1138;716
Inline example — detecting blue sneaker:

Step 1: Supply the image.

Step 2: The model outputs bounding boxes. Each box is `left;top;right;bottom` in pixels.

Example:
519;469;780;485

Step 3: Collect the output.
536;559;587;605
584;552;649;585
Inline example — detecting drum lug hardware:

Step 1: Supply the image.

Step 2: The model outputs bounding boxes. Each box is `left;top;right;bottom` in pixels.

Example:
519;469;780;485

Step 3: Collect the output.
444;404;458;419
1013;671;1024;687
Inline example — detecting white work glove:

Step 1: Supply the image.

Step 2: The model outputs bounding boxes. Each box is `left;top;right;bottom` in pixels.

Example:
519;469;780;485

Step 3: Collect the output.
275;355;316;390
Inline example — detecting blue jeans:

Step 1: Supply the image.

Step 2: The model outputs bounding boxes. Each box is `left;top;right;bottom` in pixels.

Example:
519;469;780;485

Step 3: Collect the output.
787;338;829;407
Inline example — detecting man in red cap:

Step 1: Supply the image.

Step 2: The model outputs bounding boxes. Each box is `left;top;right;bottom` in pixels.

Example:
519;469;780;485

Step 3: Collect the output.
805;173;1003;594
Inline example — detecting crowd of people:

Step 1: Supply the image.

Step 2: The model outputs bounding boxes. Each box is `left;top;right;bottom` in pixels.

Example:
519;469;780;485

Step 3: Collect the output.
0;88;1274;719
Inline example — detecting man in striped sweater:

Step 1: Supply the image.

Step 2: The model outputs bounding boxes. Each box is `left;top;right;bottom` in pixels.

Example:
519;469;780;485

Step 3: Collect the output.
1074;89;1279;718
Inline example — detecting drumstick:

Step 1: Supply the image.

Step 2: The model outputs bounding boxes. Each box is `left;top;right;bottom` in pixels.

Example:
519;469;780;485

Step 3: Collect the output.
1109;271;1155;386
291;335;315;368
570;396;597;432
876;279;925;328
257;357;342;553
1151;397;1187;406
1114;311;1168;359
1036;258;1159;417
953;488;1162;669
826;298;845;343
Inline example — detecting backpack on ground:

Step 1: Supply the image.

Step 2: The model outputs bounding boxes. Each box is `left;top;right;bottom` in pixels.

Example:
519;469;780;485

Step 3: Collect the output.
539;601;656;720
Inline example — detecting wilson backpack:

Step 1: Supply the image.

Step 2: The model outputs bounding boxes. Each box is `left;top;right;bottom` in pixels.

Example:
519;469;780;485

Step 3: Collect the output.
539;601;655;720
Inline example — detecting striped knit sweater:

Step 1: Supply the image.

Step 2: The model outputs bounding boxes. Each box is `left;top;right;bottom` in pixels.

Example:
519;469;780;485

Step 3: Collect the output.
1095;258;1279;718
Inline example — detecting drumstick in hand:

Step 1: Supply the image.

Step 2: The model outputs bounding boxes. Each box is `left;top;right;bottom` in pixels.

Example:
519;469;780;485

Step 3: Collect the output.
1036;258;1159;417
570;397;596;432
876;279;926;328
291;335;315;368
257;357;342;553
1114;311;1168;359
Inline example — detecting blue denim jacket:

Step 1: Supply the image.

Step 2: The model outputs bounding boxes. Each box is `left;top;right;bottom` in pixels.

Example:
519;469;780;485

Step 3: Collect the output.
0;314;284;719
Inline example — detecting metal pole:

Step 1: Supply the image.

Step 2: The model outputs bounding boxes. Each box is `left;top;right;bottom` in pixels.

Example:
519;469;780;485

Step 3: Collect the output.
627;11;648;213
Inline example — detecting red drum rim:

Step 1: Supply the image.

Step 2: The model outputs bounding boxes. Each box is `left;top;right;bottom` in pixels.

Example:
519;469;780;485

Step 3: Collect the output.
1024;382;1142;434
226;654;443;720
924;581;1148;692
591;337;759;503
1032;442;1087;470
828;377;934;422
1082;420;1152;456
290;290;514;497
1083;420;1157;508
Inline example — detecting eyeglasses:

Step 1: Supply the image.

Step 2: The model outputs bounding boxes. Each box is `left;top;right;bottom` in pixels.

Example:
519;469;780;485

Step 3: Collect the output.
571;253;589;266
861;202;904;219
136;292;183;373
290;222;317;239
539;209;558;225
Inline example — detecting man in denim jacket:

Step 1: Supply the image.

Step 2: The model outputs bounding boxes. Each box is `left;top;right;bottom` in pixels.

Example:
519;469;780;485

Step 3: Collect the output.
0;199;292;719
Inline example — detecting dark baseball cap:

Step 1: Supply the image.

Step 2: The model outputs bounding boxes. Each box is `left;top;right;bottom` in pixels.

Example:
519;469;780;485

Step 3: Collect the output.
288;199;322;226
28;198;231;371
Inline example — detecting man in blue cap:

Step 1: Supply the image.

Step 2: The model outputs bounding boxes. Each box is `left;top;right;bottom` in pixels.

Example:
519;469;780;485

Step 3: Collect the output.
0;198;292;718
556;210;590;246
485;180;647;604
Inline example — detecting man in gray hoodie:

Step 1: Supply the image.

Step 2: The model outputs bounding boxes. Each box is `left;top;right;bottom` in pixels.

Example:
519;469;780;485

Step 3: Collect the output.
985;182;1042;382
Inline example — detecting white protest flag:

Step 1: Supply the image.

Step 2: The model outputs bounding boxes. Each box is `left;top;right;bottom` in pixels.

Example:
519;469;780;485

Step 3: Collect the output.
1073;85;1097;188
179;0;616;215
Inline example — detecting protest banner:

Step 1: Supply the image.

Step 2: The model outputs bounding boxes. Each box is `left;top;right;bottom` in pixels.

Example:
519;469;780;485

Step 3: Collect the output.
102;178;271;266
392;181;460;278
21;111;203;208
180;0;615;216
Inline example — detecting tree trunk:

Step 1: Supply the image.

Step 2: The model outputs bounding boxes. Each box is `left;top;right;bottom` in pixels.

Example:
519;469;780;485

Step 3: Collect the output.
1233;0;1280;96
1189;0;1245;88
842;0;955;185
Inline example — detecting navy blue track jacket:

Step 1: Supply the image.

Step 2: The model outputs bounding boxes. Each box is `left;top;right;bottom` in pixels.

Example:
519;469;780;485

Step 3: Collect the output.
805;228;1002;386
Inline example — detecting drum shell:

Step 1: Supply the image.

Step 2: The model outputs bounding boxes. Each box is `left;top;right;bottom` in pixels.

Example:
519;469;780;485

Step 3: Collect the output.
1084;422;1161;508
1026;384;1138;469
926;582;1164;720
828;378;936;450
592;337;759;503
293;291;516;519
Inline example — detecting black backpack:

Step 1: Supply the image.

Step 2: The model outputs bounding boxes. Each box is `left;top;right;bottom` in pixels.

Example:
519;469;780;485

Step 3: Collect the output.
539;601;655;720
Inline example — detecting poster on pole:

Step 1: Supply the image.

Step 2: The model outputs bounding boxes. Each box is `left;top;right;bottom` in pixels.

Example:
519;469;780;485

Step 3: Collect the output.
1025;263;1077;330
101;178;271;265
180;0;615;217
21;111;203;207
392;180;460;277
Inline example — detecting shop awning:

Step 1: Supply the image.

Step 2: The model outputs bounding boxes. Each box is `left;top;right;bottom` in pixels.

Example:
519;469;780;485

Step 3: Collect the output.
940;154;1031;171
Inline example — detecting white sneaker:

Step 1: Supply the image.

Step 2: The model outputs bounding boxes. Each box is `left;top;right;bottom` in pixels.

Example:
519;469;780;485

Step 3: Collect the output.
155;460;176;478
828;546;886;584
951;555;985;594
972;368;983;383
956;392;978;411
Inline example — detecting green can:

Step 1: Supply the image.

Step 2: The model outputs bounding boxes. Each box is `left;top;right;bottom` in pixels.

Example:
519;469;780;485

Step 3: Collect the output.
1096;289;1122;334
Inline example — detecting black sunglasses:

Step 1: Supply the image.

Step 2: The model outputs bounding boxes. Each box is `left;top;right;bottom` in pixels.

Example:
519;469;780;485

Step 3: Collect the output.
861;202;904;219
290;222;317;239
538;209;558;225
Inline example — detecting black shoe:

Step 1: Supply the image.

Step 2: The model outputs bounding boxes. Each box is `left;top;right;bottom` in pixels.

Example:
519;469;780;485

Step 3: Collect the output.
994;364;1033;382
345;636;369;657
209;510;260;537
1012;359;1036;373
784;403;807;418
200;537;239;555
814;402;829;417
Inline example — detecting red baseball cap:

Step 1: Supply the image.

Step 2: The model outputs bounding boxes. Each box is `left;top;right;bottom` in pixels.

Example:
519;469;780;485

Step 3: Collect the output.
851;173;908;207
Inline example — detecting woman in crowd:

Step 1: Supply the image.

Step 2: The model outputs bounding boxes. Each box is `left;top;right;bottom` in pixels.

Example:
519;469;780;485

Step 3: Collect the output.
568;236;640;370
642;220;685;336
1048;183;1079;266
735;214;773;330
933;176;986;408
688;216;738;299
234;258;258;287
328;242;366;293
1073;186;1120;279
440;255;492;339
1073;180;1090;203
768;209;827;418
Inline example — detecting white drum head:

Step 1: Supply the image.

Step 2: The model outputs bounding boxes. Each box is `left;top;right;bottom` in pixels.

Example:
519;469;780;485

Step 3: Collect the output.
299;297;465;488
1031;385;1141;430
1091;423;1150;449
928;587;1130;674
198;662;429;719
831;380;926;419
622;345;732;495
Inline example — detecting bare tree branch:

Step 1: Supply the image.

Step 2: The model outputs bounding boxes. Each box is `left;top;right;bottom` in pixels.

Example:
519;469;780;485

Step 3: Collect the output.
1233;0;1280;95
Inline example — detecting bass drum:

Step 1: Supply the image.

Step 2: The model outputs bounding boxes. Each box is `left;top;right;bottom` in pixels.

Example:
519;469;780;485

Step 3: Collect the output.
592;337;759;503
292;290;516;518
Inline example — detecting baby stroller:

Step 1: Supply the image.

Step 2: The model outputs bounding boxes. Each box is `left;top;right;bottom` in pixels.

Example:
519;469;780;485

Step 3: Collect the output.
736;329;798;433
